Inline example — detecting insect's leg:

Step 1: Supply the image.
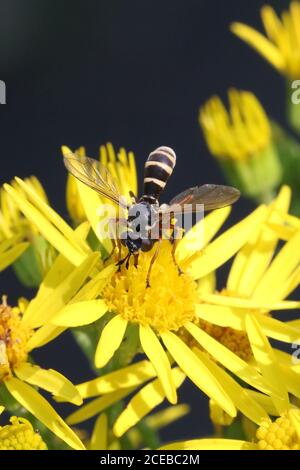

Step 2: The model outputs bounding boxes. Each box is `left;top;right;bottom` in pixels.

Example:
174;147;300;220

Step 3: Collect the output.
104;217;125;263
117;252;130;270
146;239;162;288
170;223;184;276
133;253;139;268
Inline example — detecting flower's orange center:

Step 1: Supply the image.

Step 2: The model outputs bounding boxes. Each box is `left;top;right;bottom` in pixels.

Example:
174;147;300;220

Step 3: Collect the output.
0;300;31;380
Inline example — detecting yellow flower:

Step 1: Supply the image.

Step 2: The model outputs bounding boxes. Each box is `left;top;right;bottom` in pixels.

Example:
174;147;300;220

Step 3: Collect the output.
159;408;300;450
195;186;299;336
199;89;282;201
63;143;137;226
0;176;48;241
0;291;86;450
0;177;56;286
48;199;270;425
200;89;271;162
6;167;300;436
193;186;300;415
256;409;300;450
0;408;47;450
231;2;300;80
0;236;29;274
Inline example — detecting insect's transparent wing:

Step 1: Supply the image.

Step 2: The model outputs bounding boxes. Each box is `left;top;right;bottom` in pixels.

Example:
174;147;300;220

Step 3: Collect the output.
163;184;240;214
63;152;128;208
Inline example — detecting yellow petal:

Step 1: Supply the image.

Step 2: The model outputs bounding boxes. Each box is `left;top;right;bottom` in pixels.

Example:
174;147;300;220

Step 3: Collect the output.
245;315;289;415
161;330;236;417
4;183;87;266
23;252;100;328
15;177;89;254
287;319;300;330
95;315;128;368
195;349;268;425
227;186;291;296
27;325;65;351
196;304;300;343
77;360;156;398
146;404;190;430
199;293;300;311
5;377;85;450
72;264;117;303
14;363;82;406
51;299;108;327
67;387;135;425
160;439;256;450
247;390;279;416
89;413;108;450
76;178;113;254
186;206;267;280
176;206;231;263
197;272;216;295
0;406;4;415
230;22;285;73
139;324;177;404
0;234;23;254
0;243;29;272
253;228;300;302
113;368;185;437
185;321;271;395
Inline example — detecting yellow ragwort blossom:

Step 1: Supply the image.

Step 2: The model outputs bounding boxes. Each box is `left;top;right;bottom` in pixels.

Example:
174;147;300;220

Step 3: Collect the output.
193;186;300;414
159;408;300;450
0;176;56;286
0;408;47;450
5;152;300;440
200;89;272;162
231;1;300;80
0;293;84;450
199;89;282;201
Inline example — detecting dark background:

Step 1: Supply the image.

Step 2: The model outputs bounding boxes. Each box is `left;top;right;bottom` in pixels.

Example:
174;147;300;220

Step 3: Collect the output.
0;0;291;444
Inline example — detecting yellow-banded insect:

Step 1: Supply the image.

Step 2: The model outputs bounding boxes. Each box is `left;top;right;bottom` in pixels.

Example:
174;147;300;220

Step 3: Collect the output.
64;146;240;286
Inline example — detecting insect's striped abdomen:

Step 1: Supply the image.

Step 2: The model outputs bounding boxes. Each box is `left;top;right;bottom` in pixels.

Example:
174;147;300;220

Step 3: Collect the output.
143;146;176;200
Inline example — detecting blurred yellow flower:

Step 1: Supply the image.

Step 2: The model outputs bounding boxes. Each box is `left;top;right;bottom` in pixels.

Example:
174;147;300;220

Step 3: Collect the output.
0;236;29;274
200;89;271;162
0;177;56;286
199;89;282;201
0;176;48;241
231;1;300;80
0;408;47;450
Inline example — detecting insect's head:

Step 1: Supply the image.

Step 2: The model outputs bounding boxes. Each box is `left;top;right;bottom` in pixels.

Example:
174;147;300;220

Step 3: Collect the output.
121;231;142;254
